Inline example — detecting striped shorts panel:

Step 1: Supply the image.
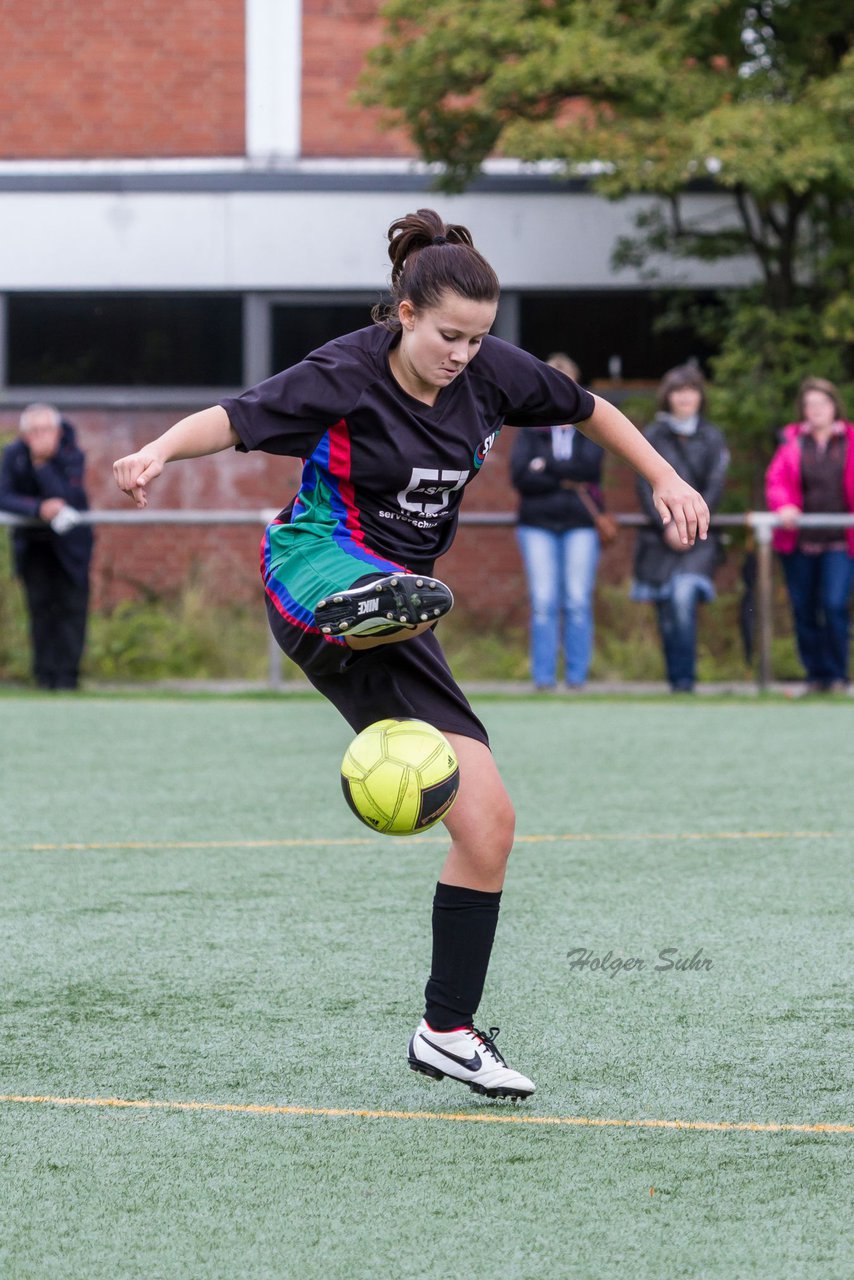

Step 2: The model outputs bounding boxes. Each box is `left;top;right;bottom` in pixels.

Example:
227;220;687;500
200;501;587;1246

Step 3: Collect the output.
262;523;404;640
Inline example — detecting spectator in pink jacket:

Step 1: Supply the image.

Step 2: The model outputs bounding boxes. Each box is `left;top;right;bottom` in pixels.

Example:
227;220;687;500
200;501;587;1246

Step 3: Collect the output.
765;377;854;692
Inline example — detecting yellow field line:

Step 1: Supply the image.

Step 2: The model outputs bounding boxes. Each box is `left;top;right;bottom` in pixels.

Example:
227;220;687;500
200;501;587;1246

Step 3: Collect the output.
12;830;844;852
0;1094;850;1134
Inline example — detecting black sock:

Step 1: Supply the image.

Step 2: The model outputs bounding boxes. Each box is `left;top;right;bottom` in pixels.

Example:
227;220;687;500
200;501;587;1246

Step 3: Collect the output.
423;881;502;1031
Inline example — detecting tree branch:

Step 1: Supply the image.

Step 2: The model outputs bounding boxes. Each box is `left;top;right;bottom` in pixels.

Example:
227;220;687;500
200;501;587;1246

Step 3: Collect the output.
733;186;773;279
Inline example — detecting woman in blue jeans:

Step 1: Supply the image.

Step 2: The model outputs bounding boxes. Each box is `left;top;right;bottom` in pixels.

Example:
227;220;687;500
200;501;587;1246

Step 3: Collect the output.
511;355;606;689
631;366;729;692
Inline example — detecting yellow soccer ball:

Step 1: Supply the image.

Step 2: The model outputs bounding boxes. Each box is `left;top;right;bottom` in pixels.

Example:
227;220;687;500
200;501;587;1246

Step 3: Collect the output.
340;718;460;836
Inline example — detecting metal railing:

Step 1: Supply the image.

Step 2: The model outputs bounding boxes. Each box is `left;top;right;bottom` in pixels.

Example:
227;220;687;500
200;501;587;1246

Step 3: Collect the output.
2;508;852;691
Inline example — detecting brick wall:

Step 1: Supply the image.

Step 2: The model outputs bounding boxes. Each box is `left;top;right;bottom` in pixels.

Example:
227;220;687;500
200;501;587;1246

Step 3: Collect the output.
0;0;245;158
0;407;641;629
300;0;414;158
0;0;428;162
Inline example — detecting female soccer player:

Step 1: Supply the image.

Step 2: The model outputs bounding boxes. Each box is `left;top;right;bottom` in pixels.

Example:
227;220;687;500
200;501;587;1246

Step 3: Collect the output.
114;209;709;1100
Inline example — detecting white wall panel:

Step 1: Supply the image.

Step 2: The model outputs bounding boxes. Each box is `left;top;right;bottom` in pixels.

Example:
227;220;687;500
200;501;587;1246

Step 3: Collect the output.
0;189;755;291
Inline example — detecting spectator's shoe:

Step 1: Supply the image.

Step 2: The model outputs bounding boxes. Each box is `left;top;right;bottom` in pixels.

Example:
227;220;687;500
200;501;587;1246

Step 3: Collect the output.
407;1020;535;1100
315;574;454;638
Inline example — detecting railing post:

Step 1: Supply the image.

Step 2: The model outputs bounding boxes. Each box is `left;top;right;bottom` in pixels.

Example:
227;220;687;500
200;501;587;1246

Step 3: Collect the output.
751;514;776;693
267;625;283;690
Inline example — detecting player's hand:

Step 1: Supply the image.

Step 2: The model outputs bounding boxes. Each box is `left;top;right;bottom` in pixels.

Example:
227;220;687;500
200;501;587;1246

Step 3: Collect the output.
652;473;709;545
113;447;164;508
663;522;691;553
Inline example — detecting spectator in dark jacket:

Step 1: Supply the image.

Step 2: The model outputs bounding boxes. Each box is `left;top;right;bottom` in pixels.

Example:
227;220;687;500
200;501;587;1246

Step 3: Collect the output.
0;404;94;689
631;366;729;692
511;354;607;689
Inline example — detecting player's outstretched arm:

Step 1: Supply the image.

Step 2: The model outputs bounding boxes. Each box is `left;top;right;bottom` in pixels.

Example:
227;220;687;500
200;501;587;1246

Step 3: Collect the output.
113;406;238;508
580;394;710;545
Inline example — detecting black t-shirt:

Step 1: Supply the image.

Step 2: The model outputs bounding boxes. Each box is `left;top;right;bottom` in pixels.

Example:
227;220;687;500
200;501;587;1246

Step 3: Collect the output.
221;324;595;573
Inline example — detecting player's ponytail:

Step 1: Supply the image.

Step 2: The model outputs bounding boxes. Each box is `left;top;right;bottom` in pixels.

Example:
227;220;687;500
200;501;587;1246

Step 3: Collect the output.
372;208;500;329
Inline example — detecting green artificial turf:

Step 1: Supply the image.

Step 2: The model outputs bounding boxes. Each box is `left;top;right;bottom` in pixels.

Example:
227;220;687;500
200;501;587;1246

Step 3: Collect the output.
1;697;852;1279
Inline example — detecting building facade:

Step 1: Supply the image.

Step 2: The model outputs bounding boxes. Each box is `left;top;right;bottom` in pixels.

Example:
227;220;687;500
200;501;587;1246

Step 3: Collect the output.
0;0;749;619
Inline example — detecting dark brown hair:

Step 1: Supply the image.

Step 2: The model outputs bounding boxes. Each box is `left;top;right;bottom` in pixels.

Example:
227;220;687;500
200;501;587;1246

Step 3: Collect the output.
796;376;845;420
657;364;706;414
372;208;500;330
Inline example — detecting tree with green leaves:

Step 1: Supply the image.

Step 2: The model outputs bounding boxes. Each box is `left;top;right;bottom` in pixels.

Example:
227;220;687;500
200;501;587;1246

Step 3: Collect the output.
363;1;853;500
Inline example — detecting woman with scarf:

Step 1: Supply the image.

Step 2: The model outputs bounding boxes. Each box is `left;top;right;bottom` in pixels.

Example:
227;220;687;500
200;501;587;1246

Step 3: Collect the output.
631;366;729;692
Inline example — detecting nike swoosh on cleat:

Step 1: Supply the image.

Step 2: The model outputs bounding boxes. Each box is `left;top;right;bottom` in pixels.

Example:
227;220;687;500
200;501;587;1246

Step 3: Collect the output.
419;1036;482;1072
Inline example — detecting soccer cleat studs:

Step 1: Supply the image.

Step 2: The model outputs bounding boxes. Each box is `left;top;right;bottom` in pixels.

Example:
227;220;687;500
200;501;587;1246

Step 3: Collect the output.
314;573;454;639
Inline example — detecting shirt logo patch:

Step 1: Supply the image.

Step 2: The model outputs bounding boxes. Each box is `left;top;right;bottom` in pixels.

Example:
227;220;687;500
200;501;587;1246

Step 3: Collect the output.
397;468;470;517
474;428;501;469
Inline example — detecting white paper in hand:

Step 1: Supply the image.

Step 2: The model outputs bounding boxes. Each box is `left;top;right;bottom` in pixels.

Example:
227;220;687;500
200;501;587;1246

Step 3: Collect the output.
50;505;83;535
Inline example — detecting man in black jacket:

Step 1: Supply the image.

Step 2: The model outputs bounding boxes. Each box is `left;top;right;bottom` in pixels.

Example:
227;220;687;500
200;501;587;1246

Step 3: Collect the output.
0;404;94;689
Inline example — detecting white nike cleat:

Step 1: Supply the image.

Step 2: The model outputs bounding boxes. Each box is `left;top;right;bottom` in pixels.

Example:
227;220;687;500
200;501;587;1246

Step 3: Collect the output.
407;1020;535;1100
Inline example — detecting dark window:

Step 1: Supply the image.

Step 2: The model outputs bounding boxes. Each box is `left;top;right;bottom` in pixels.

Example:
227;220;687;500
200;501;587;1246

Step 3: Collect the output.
7;293;243;386
272;302;375;371
519;291;724;383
